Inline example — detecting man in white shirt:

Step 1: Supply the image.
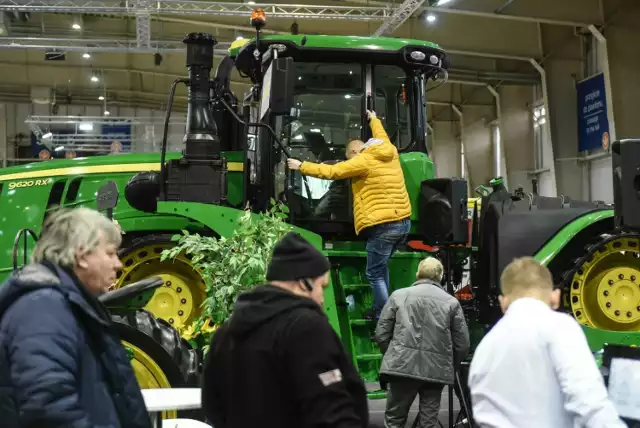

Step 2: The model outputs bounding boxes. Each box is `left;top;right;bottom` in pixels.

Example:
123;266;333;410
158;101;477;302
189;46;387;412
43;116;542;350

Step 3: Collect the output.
467;257;625;428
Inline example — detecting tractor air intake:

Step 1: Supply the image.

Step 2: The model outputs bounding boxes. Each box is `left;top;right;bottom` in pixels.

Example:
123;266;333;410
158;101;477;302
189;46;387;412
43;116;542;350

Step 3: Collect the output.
183;32;220;159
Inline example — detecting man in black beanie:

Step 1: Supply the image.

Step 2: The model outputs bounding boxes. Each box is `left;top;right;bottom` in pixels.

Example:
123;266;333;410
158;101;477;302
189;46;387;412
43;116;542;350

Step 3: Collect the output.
202;231;369;428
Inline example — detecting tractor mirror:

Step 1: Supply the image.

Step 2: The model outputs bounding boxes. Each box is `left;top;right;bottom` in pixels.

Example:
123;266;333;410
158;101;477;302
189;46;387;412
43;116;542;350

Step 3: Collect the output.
97;181;119;219
260;56;295;120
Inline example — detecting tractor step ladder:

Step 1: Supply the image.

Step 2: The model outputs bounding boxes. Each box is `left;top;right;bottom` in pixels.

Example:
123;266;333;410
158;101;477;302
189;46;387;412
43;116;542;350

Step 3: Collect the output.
326;249;385;399
326;246;429;400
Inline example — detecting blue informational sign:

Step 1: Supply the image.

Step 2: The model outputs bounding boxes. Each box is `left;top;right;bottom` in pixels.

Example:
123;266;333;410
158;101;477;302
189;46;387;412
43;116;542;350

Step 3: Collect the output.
577;72;610;152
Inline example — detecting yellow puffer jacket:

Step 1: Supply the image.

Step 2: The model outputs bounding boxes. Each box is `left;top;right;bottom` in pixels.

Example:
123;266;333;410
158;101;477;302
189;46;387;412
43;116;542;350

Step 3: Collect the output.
300;118;411;235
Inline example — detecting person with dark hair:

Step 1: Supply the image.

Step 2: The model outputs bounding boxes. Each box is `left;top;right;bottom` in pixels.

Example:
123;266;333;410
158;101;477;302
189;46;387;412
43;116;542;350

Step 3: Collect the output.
202;231;369;428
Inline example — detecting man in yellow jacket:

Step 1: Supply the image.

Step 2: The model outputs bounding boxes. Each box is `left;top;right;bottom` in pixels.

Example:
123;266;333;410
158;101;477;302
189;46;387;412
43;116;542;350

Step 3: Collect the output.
287;110;411;320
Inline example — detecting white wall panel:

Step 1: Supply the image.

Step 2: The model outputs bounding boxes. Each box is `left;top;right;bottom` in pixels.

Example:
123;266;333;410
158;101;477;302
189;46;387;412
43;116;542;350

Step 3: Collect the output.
589;156;613;203
432;121;460;179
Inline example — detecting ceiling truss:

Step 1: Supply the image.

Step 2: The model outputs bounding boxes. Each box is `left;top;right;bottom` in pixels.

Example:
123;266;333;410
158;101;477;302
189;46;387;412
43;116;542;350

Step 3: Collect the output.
0;0;393;20
372;0;426;37
0;36;233;53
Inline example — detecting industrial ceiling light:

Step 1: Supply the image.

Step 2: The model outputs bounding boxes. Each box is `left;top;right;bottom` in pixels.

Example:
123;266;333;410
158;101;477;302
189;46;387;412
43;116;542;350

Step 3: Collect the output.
426;13;437;23
72;23;81;30
104;110;110;116
91;75;99;83
82;53;91;59
98;95;105;101
436;0;452;5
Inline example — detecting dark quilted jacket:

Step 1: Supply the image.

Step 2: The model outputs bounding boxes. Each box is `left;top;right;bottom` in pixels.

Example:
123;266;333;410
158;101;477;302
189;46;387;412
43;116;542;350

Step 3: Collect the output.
0;261;152;428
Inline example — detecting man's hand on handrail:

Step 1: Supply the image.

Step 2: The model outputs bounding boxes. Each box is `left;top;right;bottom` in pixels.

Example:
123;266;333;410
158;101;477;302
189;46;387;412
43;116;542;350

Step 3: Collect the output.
366;109;377;121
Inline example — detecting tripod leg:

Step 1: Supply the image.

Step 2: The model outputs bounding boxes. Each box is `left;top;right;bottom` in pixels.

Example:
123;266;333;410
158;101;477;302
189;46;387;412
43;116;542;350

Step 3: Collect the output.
454;371;474;427
448;384;453;427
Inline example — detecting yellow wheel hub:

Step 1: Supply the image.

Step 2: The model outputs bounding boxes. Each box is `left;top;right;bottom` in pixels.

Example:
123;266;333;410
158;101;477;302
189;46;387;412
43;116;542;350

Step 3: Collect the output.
570;237;640;331
115;243;206;329
123;340;177;419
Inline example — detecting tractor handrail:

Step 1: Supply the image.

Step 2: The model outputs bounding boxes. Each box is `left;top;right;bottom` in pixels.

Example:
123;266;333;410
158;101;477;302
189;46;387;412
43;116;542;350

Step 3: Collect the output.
99;276;164;306
12;228;38;273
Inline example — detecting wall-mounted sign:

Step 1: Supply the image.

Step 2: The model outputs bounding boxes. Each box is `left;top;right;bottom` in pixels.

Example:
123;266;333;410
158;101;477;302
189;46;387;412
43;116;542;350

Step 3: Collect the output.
577;73;610;152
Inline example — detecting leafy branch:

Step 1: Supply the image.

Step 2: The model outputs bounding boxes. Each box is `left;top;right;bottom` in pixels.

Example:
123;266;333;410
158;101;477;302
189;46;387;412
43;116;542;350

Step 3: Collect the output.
160;200;293;350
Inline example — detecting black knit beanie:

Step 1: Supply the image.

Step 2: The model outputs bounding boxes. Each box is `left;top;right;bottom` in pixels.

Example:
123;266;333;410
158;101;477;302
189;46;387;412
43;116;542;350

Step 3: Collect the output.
265;232;331;281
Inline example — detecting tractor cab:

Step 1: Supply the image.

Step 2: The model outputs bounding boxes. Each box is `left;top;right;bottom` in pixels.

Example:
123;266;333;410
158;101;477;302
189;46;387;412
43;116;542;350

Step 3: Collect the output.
218;10;449;239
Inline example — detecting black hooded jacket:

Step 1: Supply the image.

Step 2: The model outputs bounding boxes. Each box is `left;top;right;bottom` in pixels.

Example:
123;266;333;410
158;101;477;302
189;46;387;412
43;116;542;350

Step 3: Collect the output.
202;284;369;428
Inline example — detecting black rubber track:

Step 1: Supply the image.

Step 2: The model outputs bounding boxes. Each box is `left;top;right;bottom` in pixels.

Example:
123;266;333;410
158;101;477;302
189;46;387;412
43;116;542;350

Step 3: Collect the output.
111;309;203;419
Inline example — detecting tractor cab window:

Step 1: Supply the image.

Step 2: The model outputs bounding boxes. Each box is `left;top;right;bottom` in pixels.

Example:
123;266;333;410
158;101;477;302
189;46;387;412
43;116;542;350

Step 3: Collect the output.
373;65;413;151
277;62;363;231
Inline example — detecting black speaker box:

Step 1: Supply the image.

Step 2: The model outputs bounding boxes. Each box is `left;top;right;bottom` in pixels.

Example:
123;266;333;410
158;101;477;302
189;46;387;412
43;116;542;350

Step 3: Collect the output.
612;139;640;229
419;178;468;245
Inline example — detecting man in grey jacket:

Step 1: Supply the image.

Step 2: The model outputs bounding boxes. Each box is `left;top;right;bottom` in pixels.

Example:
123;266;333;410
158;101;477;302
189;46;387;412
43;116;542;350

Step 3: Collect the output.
375;257;470;428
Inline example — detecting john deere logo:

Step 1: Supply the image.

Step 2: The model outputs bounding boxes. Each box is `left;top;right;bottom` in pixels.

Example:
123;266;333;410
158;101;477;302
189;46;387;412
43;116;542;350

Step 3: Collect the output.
8;178;53;190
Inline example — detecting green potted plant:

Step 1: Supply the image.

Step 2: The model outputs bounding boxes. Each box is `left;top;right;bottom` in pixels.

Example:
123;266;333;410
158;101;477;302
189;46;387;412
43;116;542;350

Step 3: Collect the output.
161;200;293;353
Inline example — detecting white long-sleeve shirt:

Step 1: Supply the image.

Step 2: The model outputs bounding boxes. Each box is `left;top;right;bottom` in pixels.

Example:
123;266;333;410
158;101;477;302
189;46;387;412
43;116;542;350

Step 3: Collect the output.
468;298;626;428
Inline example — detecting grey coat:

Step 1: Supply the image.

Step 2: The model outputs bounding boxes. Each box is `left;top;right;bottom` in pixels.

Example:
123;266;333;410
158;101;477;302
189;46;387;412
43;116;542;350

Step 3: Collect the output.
374;279;470;385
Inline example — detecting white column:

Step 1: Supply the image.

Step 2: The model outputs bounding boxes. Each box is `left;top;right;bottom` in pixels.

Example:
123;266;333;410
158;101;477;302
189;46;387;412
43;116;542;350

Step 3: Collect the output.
529;59;558;197
588;25;616;143
451;104;464;178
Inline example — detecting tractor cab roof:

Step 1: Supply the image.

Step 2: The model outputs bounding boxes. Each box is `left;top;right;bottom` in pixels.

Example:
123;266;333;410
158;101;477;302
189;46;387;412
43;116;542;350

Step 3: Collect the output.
230;34;448;80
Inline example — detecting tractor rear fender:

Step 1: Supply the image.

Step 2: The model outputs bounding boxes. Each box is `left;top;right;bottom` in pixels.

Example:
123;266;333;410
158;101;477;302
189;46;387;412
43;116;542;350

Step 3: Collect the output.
534;210;615;268
494;209;613;278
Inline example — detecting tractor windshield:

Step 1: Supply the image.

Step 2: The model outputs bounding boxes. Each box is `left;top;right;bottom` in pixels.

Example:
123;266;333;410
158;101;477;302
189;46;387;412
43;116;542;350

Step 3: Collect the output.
278;61;417;231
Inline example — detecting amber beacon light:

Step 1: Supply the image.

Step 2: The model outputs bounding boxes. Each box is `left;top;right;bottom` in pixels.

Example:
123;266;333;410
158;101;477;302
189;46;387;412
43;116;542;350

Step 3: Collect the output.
250;8;266;29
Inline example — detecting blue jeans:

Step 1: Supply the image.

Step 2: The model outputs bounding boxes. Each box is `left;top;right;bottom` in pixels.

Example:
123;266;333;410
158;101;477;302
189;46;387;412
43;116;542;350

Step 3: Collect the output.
365;218;411;319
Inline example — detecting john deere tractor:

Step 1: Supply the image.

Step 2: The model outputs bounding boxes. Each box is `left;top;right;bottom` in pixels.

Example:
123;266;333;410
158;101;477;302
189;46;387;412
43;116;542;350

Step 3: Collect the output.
0;9;450;404
1;8;639;421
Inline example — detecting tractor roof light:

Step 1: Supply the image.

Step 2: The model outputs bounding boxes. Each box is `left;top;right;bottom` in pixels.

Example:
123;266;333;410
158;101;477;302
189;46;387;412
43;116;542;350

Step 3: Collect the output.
250;8;266;29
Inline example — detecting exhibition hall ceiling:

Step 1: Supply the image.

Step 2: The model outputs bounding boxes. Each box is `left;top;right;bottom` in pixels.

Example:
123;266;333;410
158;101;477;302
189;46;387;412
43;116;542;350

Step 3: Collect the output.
0;0;630;114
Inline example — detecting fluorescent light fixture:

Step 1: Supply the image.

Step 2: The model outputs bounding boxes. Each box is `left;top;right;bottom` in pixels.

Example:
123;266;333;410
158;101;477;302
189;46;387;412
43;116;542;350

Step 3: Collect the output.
236;36;244;40
104;110;110;116
72;23;81;30
426;14;437;23
98;95;105;101
437;0;452;5
42;132;53;139
344;94;352;99
82;53;91;59
54;146;65;152
79;122;94;131
91;75;99;83
309;128;322;133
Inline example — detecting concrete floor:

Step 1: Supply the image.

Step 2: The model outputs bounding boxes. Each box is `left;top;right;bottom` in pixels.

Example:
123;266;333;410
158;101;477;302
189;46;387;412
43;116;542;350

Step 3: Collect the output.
367;385;463;428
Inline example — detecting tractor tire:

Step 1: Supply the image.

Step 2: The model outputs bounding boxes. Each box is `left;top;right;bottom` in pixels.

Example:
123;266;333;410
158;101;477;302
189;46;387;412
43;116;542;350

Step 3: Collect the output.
111;309;203;421
560;232;640;332
115;233;207;331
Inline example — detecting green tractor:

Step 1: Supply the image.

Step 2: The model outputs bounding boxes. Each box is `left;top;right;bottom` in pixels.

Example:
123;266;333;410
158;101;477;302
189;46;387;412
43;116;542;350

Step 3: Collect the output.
0;12;450;405
468;166;640;354
0;7;639;423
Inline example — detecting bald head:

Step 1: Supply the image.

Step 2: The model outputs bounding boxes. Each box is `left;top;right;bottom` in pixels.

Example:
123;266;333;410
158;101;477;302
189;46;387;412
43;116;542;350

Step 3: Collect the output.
346;139;364;159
